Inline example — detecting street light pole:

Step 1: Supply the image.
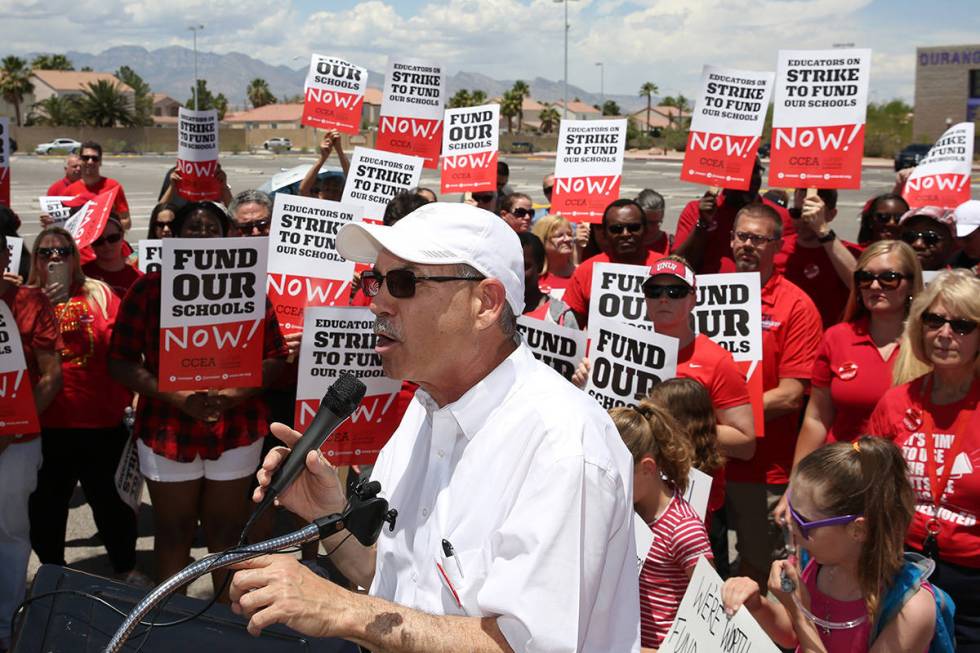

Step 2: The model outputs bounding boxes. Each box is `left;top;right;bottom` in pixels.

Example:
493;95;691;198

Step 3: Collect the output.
596;62;604;111
553;0;577;120
188;24;204;110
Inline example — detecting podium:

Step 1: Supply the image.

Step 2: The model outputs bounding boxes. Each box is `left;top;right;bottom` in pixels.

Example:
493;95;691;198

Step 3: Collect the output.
14;565;360;652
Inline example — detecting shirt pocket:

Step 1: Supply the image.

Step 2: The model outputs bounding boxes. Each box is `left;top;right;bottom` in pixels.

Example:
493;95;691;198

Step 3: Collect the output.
434;547;487;617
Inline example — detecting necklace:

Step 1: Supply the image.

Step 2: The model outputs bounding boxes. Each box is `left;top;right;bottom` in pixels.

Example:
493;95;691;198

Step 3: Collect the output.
794;565;867;634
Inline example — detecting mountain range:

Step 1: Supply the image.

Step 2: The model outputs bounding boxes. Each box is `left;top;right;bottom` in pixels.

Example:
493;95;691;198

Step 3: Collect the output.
47;46;650;113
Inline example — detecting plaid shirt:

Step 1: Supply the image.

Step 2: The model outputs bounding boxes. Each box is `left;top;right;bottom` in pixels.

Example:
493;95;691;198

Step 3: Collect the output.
109;272;288;462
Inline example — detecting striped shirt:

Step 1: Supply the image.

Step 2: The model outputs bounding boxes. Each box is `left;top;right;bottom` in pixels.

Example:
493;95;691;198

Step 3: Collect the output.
638;494;713;648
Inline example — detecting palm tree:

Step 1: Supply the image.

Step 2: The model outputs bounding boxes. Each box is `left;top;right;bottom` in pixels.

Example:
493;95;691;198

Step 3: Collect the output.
0;56;35;126
511;80;530;132
78;79;134;127
116;65;153;126
539;105;560;134
30;54;74;71
638;81;659;136
31;95;81;126
500;90;522;133
213;93;229;120
660;95;677;127
448;89;472;109
246;78;276;108
470;90;487;106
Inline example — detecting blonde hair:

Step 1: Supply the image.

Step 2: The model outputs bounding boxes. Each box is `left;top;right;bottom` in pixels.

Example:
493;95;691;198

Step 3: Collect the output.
842;240;922;323
609;399;694;492
29;227;112;319
530;214;574;274
893;268;980;385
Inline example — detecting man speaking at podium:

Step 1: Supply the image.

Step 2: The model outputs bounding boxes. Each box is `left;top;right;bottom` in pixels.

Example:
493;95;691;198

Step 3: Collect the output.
230;203;640;652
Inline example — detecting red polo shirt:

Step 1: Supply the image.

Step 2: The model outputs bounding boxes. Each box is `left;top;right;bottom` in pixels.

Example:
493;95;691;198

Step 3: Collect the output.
47;177;75;196
727;273;822;485
563;250;664;323
64;177;130;216
775;234;863;328
673;194;795;274
811;318;900;444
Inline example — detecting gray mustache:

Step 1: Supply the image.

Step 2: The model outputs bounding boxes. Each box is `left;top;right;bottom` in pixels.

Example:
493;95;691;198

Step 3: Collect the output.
374;317;401;341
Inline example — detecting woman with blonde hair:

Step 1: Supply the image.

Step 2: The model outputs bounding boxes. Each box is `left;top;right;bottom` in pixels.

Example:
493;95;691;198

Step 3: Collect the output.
26;227;141;583
869;268;980;648
531;214;577;295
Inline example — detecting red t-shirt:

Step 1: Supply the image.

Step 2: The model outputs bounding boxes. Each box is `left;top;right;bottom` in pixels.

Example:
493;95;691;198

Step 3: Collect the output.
775;234;863;328
537;271;573;296
727;274;822;485
673;194;795;274
64;177;130;216
563;250;664;322
82;261;143;298
811;318;899;444
868;377;980;568
638;495;713;648
42;285;133;429
647;232;672;256
47;177;75;196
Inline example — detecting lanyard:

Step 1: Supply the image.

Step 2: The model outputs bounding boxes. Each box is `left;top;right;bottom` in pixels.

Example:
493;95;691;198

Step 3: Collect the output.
919;378;974;533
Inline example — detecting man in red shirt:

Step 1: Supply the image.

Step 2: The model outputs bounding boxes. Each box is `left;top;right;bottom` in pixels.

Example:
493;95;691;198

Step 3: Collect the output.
723;203;823;590
564;199;664;327
673;159;795;274
775;189;862;327
46;153;82;196
636;189;671;256
64;141;131;230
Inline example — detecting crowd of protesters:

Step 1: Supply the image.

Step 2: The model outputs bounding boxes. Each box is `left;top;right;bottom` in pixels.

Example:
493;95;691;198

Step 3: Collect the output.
0;137;978;653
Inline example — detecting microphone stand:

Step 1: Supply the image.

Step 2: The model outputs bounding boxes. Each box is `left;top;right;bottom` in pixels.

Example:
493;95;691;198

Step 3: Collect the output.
104;481;396;653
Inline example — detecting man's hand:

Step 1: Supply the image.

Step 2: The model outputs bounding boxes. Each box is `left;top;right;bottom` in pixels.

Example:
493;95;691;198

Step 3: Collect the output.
574;222;590;249
40;213;54;228
800;194;830;237
284;332;303;359
329;129;343;152
231;554;348;638
895;166;913;192
697;190;718;224
571;357;591;389
253;422;347;522
161;390;220;422
318;135;335;160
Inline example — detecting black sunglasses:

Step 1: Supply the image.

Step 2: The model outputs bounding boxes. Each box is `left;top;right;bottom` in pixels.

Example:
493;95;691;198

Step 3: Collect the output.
38;246;73;259
643;284;692;299
92;232;123;247
236;219;271;234
901;230;942;247
508;208;533;218
854;270;909;290
606;223;644;235
362;268;485;299
921;312;979;336
80;154;100;162
873;211;903;225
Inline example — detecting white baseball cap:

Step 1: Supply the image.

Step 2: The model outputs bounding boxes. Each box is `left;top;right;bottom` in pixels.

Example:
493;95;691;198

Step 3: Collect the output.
954;200;980;238
336;202;525;316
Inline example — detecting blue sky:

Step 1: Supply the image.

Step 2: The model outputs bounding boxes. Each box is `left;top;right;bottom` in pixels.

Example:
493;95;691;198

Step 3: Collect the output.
3;0;979;101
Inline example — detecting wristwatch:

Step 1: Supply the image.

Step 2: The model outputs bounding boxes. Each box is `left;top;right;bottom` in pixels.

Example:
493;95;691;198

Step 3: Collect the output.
817;229;836;244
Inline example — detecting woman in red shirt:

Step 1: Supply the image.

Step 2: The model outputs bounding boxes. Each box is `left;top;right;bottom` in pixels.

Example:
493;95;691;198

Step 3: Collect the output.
24;227;142;583
868;269;980;648
81;216;143;298
531;215;577;296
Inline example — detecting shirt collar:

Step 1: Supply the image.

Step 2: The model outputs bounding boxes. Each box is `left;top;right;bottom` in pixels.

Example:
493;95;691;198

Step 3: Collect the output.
761;272;782;306
415;344;531;441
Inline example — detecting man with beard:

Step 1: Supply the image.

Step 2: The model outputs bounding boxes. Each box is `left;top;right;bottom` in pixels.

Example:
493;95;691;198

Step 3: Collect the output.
721;203;822;592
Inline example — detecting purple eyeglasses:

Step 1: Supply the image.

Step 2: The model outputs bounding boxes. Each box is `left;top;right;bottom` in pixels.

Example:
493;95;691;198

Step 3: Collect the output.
786;490;861;539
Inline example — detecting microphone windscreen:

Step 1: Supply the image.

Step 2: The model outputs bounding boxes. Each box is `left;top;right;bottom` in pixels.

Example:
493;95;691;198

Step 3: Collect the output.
323;372;367;416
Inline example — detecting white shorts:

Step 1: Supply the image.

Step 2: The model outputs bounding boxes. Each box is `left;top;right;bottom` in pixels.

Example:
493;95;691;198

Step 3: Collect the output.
137;439;263;482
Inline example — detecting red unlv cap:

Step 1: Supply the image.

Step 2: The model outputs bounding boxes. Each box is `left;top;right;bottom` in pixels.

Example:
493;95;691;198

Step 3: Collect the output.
646;258;696;288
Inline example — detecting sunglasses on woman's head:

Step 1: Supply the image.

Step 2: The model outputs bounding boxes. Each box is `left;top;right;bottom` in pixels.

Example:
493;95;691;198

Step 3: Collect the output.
786;491;861;540
92;233;123;247
37;246;73;259
362;268;485;299
921;312;979;336
854;269;908;290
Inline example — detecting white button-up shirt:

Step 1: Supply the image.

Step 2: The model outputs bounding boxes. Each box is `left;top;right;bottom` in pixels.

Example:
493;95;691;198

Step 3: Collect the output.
369;344;640;652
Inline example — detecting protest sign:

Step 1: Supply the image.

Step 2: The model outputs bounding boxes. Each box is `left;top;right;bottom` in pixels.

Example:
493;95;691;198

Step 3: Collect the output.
39;196;74;226
585;315;678;410
296;306;403;465
588;262;650;329
682;66;774;190
176;107;221;201
516;315;587;380
64;187;118;249
302;54;367;134
341;147;423;222
138;239;162;274
551;119;627;223
0;300;39;436
0;117;9;208
267;194;360;334
158;237;268;391
440;104;500;194
660;557;781;653
903;122;976;208
770;48;872;189
376;57;445;169
5;236;22;275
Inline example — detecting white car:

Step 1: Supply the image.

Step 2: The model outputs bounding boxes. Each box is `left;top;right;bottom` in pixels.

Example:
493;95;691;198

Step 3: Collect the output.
35;138;82;155
263;137;292;151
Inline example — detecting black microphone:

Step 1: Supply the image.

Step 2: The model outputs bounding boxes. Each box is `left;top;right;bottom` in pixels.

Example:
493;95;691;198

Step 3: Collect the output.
253;372;366;520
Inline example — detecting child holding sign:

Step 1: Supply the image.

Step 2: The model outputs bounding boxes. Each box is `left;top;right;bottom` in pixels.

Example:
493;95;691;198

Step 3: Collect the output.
610;401;713;651
721;437;941;652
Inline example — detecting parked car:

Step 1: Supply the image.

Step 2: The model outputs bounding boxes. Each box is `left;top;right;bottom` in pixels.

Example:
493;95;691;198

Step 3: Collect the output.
894;143;932;171
263;137;292;151
34;138;81;155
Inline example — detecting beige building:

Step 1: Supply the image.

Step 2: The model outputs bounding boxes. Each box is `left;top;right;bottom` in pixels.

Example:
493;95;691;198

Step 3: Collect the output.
223;88;383;130
30;70;134;107
913;44;980;148
152;93;181;126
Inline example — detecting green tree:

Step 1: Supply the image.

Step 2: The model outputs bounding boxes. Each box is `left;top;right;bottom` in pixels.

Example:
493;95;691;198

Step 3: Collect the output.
30;54;73;70
539;105;560;134
470;90;487;105
213;93;228;120
30;95;81;126
447;89;472;109
511;80;530;132
80;66;93;72
115;65;153;126
246;78;276;108
601;100;621;116
865;99;914;157
500;90;522;133
638;81;658;136
0;56;35;126
79;79;134;127
187;80;228;119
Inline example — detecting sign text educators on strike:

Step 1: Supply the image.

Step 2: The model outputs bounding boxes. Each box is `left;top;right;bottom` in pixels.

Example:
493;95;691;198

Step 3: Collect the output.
770;48;872;189
302;54;368;135
551;118;627;223
341;147;423;222
376;57;445;169
158;237;268;391
176;107;221;201
903;121;976;208
440;103;500;194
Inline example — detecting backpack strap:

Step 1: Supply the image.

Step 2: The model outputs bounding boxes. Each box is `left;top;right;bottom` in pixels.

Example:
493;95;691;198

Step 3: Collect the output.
870;554;930;645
